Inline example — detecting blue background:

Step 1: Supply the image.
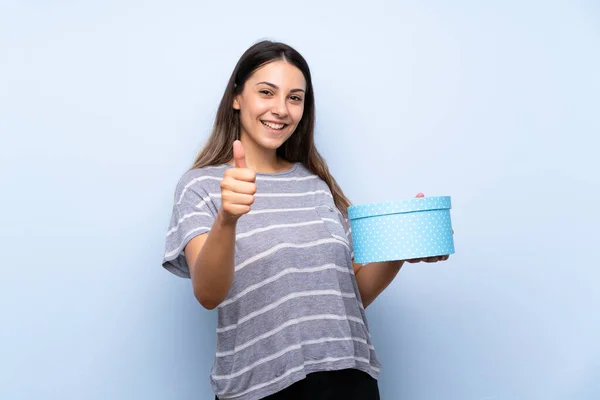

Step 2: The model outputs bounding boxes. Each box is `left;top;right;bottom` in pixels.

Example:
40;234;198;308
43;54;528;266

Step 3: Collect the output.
1;1;598;399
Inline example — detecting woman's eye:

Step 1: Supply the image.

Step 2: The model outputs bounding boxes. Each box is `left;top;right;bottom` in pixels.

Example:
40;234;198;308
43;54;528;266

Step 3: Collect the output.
260;89;272;95
290;95;303;102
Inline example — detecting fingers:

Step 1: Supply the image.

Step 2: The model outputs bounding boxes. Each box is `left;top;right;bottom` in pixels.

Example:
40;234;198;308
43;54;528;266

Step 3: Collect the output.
416;193;425;198
425;255;450;262
221;175;257;193
221;190;255;207
220;186;255;219
225;167;256;182
233;140;247;169
221;203;252;217
220;178;256;207
405;255;450;263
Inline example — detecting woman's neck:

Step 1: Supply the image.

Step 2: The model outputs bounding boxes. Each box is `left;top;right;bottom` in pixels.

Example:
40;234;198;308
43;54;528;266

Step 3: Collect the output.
232;136;293;174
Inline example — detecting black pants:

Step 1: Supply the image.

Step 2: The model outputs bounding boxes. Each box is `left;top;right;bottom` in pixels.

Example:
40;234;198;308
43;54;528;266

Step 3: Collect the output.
216;368;380;400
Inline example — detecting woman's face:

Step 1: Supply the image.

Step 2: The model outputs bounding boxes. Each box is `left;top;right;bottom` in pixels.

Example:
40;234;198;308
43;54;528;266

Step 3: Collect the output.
233;60;306;152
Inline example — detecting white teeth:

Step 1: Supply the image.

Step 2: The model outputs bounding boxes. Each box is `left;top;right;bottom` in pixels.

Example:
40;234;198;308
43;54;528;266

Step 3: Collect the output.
262;121;285;130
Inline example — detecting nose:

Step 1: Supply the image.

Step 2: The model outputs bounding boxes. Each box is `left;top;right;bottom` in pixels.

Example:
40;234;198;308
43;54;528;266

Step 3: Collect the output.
271;95;289;118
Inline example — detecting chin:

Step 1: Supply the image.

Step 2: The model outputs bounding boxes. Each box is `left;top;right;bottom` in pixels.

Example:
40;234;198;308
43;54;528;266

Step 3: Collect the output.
260;138;288;150
255;133;293;150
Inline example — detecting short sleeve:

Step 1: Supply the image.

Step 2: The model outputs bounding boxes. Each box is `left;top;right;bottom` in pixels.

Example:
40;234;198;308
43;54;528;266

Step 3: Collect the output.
162;171;219;278
345;216;354;261
337;209;355;261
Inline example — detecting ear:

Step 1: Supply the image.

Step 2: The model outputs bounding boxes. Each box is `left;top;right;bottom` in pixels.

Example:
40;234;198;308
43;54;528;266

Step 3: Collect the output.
232;94;241;110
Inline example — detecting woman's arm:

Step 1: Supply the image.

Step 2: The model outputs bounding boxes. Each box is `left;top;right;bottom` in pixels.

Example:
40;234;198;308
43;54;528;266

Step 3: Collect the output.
353;255;448;308
352;260;404;308
184;210;238;310
184;140;256;310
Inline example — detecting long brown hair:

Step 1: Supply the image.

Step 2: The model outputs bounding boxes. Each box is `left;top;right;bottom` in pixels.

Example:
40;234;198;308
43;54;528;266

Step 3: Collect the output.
190;40;352;215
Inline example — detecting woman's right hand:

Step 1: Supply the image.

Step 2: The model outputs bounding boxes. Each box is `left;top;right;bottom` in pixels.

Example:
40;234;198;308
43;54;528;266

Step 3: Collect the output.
219;140;257;223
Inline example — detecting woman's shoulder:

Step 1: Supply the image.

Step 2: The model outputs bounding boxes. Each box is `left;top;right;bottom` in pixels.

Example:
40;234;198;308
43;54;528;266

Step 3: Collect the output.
293;162;323;180
176;164;228;186
172;164;228;201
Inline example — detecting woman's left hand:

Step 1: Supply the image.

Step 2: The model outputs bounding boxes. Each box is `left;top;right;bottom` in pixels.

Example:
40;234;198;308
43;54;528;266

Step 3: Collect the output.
404;192;453;264
405;255;449;263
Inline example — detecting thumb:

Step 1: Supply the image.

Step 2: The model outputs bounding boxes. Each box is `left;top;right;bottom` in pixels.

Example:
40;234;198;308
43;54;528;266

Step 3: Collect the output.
233;140;247;169
416;193;425;198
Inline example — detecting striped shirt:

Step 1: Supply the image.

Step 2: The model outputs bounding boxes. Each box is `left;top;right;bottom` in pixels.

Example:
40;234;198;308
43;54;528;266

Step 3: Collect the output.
162;162;381;400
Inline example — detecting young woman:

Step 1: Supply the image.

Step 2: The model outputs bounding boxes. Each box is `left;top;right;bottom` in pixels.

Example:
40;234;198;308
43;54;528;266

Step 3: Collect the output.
162;40;449;400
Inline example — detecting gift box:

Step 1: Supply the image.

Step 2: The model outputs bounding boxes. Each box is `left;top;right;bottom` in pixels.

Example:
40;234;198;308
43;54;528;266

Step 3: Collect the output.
348;196;455;264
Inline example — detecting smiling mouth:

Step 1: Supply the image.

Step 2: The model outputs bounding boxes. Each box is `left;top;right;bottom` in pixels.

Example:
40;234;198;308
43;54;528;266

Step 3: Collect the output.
261;120;288;130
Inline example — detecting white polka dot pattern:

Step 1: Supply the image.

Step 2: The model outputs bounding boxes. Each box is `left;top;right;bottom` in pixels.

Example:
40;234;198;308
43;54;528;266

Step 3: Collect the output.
348;196;455;263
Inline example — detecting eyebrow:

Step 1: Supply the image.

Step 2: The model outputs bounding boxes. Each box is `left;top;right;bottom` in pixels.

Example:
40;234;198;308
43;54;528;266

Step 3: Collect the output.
255;81;305;93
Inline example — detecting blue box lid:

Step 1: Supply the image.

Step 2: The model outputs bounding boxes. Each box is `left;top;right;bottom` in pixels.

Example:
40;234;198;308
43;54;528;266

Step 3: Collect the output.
348;196;452;220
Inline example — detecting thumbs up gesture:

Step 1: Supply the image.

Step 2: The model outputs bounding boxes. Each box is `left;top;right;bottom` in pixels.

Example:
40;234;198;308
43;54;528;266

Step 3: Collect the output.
220;140;257;222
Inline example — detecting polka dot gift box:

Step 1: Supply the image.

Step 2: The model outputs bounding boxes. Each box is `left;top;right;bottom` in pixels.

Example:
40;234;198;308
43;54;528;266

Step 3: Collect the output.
348;196;455;264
